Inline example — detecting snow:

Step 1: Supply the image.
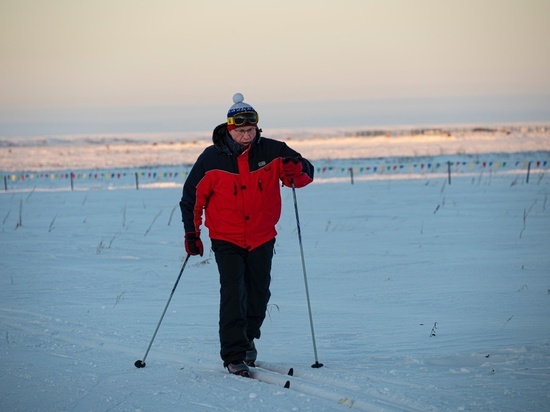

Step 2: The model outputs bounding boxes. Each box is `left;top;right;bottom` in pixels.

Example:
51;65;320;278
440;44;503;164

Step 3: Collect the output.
1;124;549;172
1;124;550;411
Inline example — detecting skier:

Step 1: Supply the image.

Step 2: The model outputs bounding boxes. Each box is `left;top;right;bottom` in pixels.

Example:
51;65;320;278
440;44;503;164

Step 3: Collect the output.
179;93;314;376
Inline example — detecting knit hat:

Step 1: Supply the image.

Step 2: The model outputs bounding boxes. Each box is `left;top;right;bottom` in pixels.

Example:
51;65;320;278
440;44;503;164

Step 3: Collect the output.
226;93;259;131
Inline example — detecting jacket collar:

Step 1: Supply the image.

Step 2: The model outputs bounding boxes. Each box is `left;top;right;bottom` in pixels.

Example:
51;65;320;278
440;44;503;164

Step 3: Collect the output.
212;123;261;155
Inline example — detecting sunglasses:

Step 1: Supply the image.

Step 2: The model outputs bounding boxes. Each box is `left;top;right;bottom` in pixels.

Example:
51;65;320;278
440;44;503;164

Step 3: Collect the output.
227;111;259;126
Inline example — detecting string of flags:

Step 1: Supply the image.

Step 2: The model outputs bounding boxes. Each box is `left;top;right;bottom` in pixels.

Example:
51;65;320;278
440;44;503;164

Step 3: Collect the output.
3;159;548;183
318;160;547;174
6;170;189;182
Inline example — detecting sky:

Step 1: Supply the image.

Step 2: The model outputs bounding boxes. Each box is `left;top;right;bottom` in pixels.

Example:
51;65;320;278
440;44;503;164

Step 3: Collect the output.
1;0;549;135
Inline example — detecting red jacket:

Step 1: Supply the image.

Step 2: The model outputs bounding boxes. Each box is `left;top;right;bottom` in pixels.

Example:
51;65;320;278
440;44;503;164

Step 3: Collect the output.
180;124;314;251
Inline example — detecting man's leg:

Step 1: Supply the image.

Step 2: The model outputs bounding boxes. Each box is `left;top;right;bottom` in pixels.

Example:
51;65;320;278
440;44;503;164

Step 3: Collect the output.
245;238;275;341
212;240;249;365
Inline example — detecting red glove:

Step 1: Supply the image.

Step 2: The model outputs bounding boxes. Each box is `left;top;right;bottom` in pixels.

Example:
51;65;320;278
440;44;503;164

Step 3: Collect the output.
184;232;204;256
282;157;303;179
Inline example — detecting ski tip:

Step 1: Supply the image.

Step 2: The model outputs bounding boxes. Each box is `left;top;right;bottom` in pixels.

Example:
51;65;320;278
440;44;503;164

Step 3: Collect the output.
288;367;294;376
284;380;290;389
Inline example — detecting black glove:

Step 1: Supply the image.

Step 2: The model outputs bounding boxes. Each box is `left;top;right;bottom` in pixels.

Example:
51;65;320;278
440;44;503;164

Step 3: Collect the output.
184;232;204;256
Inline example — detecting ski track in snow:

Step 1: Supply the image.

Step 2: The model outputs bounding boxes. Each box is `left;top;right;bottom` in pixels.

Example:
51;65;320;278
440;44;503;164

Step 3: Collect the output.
1;125;550;411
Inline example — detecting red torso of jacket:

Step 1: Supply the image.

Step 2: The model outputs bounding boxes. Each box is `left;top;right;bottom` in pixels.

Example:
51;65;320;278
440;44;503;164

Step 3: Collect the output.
180;124;314;251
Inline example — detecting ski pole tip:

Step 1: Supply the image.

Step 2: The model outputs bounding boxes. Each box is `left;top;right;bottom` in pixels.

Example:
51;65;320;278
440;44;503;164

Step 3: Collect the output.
311;361;324;368
134;360;146;368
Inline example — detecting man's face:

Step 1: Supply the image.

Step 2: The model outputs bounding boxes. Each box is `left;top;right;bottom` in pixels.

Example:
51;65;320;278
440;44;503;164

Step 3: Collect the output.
229;127;257;146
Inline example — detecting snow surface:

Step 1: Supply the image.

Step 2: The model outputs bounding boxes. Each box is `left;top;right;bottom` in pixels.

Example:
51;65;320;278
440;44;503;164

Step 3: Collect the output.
1;124;549;172
1;124;550;411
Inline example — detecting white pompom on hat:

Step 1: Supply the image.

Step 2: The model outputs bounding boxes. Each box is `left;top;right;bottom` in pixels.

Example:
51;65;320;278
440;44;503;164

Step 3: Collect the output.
226;93;258;130
227;93;255;117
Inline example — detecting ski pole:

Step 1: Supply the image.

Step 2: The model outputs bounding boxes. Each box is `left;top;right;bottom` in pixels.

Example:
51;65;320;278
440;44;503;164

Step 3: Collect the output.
135;254;191;368
291;181;323;368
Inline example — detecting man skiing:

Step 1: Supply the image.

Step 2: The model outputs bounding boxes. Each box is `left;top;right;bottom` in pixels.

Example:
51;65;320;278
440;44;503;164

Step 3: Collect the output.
179;93;314;376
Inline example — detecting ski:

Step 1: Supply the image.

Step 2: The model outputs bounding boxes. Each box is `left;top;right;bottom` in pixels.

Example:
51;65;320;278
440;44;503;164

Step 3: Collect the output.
247;366;291;388
216;361;295;388
245;362;294;388
253;361;294;376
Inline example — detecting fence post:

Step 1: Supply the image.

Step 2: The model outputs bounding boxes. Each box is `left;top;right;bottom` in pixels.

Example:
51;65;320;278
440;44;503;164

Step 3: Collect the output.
70;172;74;191
447;161;452;185
349;167;354;185
135;172;139;190
526;161;531;184
3;175;7;191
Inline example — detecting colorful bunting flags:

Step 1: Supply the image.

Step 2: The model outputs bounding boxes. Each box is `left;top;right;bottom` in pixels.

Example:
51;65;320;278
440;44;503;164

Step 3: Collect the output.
2;159;548;188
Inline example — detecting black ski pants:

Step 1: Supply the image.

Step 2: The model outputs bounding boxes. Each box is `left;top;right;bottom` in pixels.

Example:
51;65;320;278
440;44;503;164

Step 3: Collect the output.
211;238;275;365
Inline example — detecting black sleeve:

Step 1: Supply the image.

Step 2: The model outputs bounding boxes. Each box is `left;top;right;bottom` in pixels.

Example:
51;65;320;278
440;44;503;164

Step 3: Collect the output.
179;156;205;233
